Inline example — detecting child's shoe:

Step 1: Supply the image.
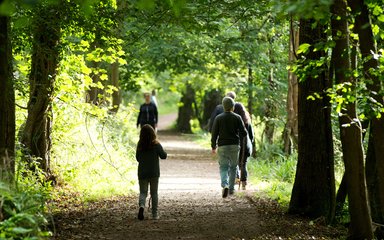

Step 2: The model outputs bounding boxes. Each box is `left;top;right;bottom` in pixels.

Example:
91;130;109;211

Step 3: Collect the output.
138;207;144;220
241;181;247;190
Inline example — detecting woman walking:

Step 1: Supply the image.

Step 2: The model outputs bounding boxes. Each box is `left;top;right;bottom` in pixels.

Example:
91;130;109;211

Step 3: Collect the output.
137;92;158;130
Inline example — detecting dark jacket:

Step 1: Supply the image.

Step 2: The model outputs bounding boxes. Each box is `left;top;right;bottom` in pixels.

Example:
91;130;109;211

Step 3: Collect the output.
136;143;167;180
208;102;247;132
137;102;158;127
211;112;248;149
240;123;254;161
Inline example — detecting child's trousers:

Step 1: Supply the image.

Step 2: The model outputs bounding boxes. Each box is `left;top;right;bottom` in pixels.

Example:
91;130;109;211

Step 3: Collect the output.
139;177;159;215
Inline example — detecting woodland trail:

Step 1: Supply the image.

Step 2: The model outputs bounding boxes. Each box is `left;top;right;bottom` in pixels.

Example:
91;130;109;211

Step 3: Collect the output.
52;116;346;240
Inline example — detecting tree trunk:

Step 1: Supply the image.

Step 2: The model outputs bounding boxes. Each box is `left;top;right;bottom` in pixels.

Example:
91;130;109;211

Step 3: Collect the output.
202;89;222;129
264;68;275;144
21;3;62;175
0;15;15;181
347;0;384;238
86;57;104;105
177;84;195;133
335;173;347;216
247;66;253;116
283;18;299;154
109;61;121;113
288;18;335;223
331;0;373;238
108;0;126;113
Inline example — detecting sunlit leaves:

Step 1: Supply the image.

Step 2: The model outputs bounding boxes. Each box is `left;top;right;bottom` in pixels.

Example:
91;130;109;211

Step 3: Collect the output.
297;43;311;54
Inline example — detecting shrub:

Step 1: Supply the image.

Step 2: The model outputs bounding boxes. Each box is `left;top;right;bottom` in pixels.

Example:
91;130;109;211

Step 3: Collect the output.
0;161;52;239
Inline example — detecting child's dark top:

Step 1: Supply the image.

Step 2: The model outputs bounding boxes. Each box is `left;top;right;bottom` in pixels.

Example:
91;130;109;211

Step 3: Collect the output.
136;143;167;180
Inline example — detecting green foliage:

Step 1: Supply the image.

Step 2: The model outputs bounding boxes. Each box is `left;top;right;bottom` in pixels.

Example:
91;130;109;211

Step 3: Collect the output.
49;47;138;200
0;162;52;239
272;0;333;20
248;151;297;207
52;103;138;200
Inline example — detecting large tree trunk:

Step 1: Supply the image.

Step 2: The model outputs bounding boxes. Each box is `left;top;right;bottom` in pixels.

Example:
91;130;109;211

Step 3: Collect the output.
331;0;373;238
288;18;335;223
21;3;62;175
347;0;384;238
177;84;195;133
283;18;299;154
0;16;15;180
202;89;222;129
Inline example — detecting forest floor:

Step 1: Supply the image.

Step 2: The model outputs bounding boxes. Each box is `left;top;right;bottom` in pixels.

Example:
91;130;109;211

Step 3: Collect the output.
51;114;346;240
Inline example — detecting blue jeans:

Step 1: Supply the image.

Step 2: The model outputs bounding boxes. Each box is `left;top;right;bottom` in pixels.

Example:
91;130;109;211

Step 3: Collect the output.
218;145;240;192
139;178;159;215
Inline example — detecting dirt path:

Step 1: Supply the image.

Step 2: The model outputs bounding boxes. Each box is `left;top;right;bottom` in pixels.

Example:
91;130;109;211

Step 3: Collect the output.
52;130;346;240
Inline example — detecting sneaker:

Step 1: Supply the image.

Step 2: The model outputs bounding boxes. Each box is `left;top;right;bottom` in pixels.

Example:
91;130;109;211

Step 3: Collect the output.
242;181;247;190
152;214;159;220
222;187;229;198
229;189;235;195
138;207;144;220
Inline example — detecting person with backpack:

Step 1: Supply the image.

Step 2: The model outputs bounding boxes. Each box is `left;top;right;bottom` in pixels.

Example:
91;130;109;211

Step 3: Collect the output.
136;124;167;220
211;97;248;198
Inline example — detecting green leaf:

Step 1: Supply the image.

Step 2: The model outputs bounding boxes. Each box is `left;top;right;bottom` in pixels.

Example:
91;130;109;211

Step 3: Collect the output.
100;74;108;81
307;95;315;101
297;43;311;55
118;58;127;65
81;65;92;75
378;15;384;22
11;227;33;234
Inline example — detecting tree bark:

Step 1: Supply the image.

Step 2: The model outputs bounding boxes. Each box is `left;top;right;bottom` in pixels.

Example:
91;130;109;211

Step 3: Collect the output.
202;89;222;129
109;61;121;113
264;68;275;144
177;84;195;133
347;0;384;238
108;0;126;113
335;172;347;216
0;15;15;180
283;18;299;154
21;2;62;175
331;0;373;238
86;52;104;105
288;18;335;223
247;66;253;116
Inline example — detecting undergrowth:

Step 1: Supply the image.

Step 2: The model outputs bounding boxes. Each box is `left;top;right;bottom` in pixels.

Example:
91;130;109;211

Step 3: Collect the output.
248;140;297;207
51;101;139;201
0;161;52;239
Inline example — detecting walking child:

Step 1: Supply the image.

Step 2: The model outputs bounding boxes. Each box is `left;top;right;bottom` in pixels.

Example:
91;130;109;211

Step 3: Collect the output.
136;124;167;220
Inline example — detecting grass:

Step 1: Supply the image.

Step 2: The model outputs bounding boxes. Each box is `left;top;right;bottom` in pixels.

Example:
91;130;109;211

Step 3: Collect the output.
248;154;296;208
